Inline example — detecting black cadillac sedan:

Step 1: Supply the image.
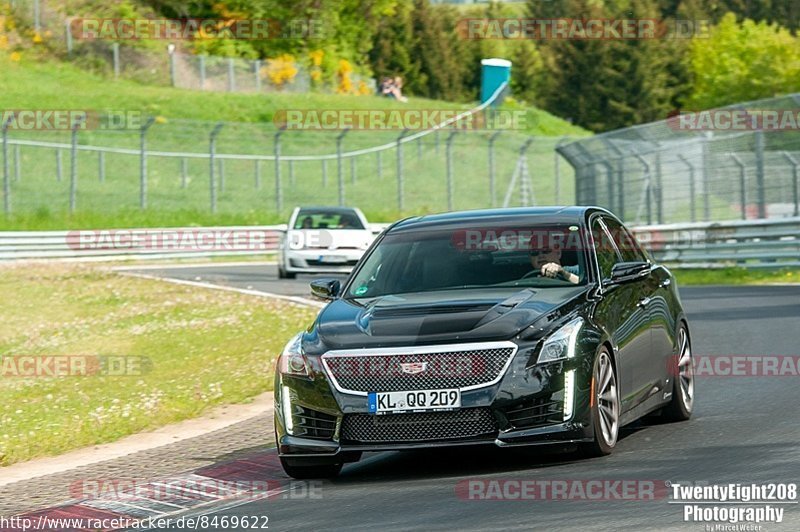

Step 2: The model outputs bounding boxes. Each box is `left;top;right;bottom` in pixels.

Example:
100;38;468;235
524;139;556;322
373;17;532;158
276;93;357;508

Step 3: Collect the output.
274;207;694;479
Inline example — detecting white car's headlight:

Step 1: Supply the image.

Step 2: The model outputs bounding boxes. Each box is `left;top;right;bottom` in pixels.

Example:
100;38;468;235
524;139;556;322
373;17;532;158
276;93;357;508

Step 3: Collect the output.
537;317;583;364
278;333;311;378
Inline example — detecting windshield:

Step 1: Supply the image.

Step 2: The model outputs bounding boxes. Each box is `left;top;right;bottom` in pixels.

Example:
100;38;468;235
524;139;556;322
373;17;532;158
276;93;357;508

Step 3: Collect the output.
347;223;588;298
293;210;365;230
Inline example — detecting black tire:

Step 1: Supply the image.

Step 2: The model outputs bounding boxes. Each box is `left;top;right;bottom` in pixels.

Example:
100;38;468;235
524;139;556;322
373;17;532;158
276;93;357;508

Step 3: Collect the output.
278;266;296;279
661;324;694;422
280;457;342;479
580;348;620;457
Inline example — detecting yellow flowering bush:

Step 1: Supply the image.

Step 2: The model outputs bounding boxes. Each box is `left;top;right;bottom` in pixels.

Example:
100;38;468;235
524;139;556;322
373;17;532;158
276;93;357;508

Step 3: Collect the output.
336;59;353;94
263;54;298;87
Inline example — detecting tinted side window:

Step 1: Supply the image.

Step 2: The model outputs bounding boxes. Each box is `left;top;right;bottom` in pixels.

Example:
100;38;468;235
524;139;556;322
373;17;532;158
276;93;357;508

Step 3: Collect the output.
602;217;647;263
591;218;619;280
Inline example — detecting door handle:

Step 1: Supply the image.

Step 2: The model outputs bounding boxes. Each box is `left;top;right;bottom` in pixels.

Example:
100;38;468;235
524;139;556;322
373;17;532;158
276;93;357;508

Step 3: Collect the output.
659;279;671;288
637;297;652;308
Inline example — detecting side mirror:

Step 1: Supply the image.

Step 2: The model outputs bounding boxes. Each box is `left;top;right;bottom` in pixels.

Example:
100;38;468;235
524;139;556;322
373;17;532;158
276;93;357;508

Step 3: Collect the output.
606;261;650;285
310;278;341;300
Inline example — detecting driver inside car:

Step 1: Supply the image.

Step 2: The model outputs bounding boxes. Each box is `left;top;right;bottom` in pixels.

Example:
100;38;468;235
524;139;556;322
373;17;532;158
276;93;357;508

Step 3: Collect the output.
529;245;580;285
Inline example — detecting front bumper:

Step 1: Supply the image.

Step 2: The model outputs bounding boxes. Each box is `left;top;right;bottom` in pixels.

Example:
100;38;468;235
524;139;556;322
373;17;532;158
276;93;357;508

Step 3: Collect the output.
282;248;364;274
274;346;596;461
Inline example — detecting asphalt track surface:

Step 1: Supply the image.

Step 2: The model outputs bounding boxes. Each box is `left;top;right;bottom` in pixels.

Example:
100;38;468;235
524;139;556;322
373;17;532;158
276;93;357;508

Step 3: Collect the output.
126;264;800;531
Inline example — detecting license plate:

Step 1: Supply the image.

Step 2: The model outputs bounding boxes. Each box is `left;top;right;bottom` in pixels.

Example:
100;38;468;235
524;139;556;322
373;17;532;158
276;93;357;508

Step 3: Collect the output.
368;389;461;415
319;255;347;264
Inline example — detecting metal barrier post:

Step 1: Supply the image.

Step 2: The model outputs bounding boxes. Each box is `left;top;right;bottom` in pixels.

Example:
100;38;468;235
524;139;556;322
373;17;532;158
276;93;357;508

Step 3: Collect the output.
13;144;20;182
274;127;285;213
782;151;799;217
139;117;156;209
254;60;262;92
701;132;711;221
336;129;349;206
654;150;664;224
396;129;410;211
730;154;747;220
69;117;85;214
98;151;105;182
227;58;236;92
488;131;502;207
56;149;63;182
600;161;614;212
634;155;652;224
446;131;458;211
754;130;766;218
2;117;11;215
65;19;73;55
209;122;224;213
168;46;176;87
199;55;206;90
181;158;188;188
677;155;696;222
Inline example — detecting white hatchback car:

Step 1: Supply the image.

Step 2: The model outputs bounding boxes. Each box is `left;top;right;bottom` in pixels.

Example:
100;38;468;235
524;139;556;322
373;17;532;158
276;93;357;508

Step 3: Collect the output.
278;207;375;279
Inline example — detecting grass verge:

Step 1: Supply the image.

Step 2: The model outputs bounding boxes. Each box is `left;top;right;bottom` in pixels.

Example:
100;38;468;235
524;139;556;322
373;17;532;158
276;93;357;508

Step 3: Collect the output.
0;262;315;466
673;267;800;285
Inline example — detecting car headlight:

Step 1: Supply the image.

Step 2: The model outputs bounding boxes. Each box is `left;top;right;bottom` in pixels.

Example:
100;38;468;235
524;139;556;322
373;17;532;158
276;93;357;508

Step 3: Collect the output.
537;317;583;364
278;333;311;378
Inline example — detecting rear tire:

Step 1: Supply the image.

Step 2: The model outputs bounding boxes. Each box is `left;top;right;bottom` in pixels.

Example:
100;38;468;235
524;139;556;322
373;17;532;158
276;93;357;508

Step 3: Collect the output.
661;325;694;422
580;348;620;457
280;457;342;479
278;266;296;279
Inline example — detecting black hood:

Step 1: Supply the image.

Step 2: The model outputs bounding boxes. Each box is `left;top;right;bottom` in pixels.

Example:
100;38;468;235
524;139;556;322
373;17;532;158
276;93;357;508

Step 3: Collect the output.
306;287;589;352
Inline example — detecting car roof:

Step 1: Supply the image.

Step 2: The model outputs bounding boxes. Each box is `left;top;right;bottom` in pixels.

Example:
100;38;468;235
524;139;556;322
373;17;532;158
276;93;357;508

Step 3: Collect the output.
296;206;362;215
389;206;613;232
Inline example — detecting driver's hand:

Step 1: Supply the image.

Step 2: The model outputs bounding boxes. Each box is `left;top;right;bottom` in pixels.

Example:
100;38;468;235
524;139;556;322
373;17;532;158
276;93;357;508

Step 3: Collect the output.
541;262;562;278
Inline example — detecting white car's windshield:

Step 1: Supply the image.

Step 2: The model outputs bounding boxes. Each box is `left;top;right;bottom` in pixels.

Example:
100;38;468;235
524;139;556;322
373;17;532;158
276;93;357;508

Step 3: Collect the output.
294;210;365;230
347;223;588;298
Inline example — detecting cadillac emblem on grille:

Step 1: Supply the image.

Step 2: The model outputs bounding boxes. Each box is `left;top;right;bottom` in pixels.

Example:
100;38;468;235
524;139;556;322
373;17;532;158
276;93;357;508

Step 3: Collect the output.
399;361;428;374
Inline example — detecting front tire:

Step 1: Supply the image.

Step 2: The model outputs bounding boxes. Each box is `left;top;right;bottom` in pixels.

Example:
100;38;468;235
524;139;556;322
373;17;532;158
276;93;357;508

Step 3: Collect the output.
661;325;694;422
280;457;342;479
581;349;620;457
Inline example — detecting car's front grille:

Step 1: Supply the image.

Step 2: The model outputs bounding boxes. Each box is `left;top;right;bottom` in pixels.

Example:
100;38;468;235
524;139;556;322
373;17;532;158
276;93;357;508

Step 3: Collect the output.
322;343;517;394
340;408;498;443
504;396;564;429
290;405;337;440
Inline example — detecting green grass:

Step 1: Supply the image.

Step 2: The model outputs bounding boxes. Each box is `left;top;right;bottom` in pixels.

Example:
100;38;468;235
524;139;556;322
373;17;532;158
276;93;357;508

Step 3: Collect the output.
0;262;315;466
0;54;588;230
673;267;800;285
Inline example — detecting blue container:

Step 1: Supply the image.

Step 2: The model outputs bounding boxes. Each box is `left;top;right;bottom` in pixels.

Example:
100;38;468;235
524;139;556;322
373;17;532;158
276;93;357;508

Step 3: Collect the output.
480;58;512;105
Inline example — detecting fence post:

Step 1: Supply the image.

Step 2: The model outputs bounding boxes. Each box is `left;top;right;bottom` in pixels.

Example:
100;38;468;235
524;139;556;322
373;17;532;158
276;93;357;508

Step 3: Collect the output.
2;117;10;216
336;129;349;206
13;144;20;182
112;43;120;79
782;151;799;217
199;55;206;90
209;122;224;213
139;117;156;209
65;19;73;55
701;132;711;221
168;46;177;87
98;151;105;182
254;60;262;92
730;154;747;220
70;117;85;214
634;155;652;225
227;58;236;92
255;160;261;189
754;130;766;219
488;131;501;208
554;136;570;205
677;154;696;222
600;162;614;212
654;150;664;224
56;149;63;182
446;131;457;211
33;0;41;32
181;157;188;188
396;129;410;212
274;127;284;213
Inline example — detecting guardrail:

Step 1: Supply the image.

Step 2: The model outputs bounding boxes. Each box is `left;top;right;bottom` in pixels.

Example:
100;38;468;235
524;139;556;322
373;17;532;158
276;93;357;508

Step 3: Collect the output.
0;224;389;262
631;217;800;269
